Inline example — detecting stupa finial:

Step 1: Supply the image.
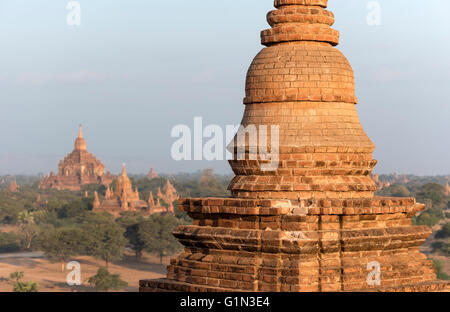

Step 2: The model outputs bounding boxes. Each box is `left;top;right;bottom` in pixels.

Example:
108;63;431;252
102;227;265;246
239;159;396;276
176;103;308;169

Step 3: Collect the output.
74;125;87;151
122;163;127;177
262;0;339;46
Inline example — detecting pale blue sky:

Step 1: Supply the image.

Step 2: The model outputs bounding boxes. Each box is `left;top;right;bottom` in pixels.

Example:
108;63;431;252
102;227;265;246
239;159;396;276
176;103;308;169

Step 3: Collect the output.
0;0;449;175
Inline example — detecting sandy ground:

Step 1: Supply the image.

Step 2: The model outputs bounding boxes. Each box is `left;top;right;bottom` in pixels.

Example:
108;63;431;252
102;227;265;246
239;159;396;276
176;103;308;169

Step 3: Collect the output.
0;252;168;292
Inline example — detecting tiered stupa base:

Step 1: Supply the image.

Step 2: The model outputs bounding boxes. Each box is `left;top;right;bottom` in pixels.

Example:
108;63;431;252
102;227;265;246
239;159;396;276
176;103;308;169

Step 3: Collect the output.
140;197;450;292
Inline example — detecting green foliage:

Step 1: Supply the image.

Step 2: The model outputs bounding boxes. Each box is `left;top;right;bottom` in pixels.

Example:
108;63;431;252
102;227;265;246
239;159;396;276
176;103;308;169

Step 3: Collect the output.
377;184;410;197
431;240;450;257
417;183;446;206
81;184;107;197
116;212;146;259
435;223;450;239
88;267;128;292
17;211;40;249
414;211;440;227
10;271;39;292
0;232;22;252
432;259;450;280
57;198;92;219
82;213;127;266
138;214;183;264
9;271;24;283
13;281;39;292
38;227;85;269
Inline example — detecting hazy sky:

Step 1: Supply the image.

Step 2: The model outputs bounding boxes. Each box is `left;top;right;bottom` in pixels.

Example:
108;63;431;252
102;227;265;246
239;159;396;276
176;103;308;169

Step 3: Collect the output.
0;0;449;175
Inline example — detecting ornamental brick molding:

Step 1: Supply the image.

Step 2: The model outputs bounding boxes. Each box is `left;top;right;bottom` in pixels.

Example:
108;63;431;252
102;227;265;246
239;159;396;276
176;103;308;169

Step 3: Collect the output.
140;0;449;292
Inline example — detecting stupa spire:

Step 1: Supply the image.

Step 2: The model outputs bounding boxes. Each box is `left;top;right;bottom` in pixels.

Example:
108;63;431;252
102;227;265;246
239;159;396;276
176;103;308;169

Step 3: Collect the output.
261;0;339;47
93;191;100;209
74;125;87;151
122;163;127;177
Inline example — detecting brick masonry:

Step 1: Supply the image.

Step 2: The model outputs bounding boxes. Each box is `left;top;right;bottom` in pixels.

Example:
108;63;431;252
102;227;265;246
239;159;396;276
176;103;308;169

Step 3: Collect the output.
140;0;449;292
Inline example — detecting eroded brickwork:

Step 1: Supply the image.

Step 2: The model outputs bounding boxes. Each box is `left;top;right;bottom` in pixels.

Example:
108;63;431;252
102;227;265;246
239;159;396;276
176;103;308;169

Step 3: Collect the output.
140;0;449;292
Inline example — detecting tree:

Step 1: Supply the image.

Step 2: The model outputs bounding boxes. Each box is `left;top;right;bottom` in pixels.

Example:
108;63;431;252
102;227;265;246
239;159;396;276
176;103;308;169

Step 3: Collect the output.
435;223;450;239
38;227;85;272
0;232;22;253
418;183;446;206
139;214;182;264
88;267;128;292
414;212;439;227
10;271;39;292
432;259;450;280
17;211;39;249
125;223;146;260
82;213;127;267
117;212;146;259
58;198;92;219
389;185;410;197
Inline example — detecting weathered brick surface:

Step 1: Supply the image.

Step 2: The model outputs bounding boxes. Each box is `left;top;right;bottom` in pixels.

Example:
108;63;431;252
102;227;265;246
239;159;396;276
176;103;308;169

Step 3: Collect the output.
140;0;449;292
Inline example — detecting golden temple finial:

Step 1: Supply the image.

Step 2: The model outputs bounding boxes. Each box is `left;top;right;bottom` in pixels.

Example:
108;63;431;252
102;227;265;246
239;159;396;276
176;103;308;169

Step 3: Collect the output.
122;163;127;177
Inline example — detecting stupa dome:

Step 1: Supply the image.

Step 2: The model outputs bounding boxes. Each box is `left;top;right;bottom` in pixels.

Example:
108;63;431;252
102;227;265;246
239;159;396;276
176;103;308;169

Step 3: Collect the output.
74;125;87;151
229;0;376;199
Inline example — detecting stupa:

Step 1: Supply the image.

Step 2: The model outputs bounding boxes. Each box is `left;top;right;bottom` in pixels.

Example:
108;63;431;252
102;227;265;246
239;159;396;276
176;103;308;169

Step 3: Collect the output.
140;0;449;292
147;168;159;180
39;126;113;191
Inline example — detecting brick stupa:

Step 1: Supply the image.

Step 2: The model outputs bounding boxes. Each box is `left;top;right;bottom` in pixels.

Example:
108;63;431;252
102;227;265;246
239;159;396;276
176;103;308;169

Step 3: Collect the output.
141;0;449;292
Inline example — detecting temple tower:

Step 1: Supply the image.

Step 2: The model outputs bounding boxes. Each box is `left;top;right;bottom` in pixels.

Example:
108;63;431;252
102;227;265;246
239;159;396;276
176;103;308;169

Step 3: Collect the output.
140;0;449;292
39;125;113;191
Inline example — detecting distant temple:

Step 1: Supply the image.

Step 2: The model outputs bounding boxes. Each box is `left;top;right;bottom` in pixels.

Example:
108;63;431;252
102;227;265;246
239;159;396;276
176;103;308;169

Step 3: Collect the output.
38;126;113;191
401;173;408;184
370;173;391;190
445;181;450;196
150;180;178;215
93;164;178;218
147;168;159;180
8;179;19;192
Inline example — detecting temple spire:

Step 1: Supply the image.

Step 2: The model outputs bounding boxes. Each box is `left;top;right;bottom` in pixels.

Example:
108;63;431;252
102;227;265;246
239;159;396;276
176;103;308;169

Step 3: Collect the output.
122;163;127;177
74;125;87;151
